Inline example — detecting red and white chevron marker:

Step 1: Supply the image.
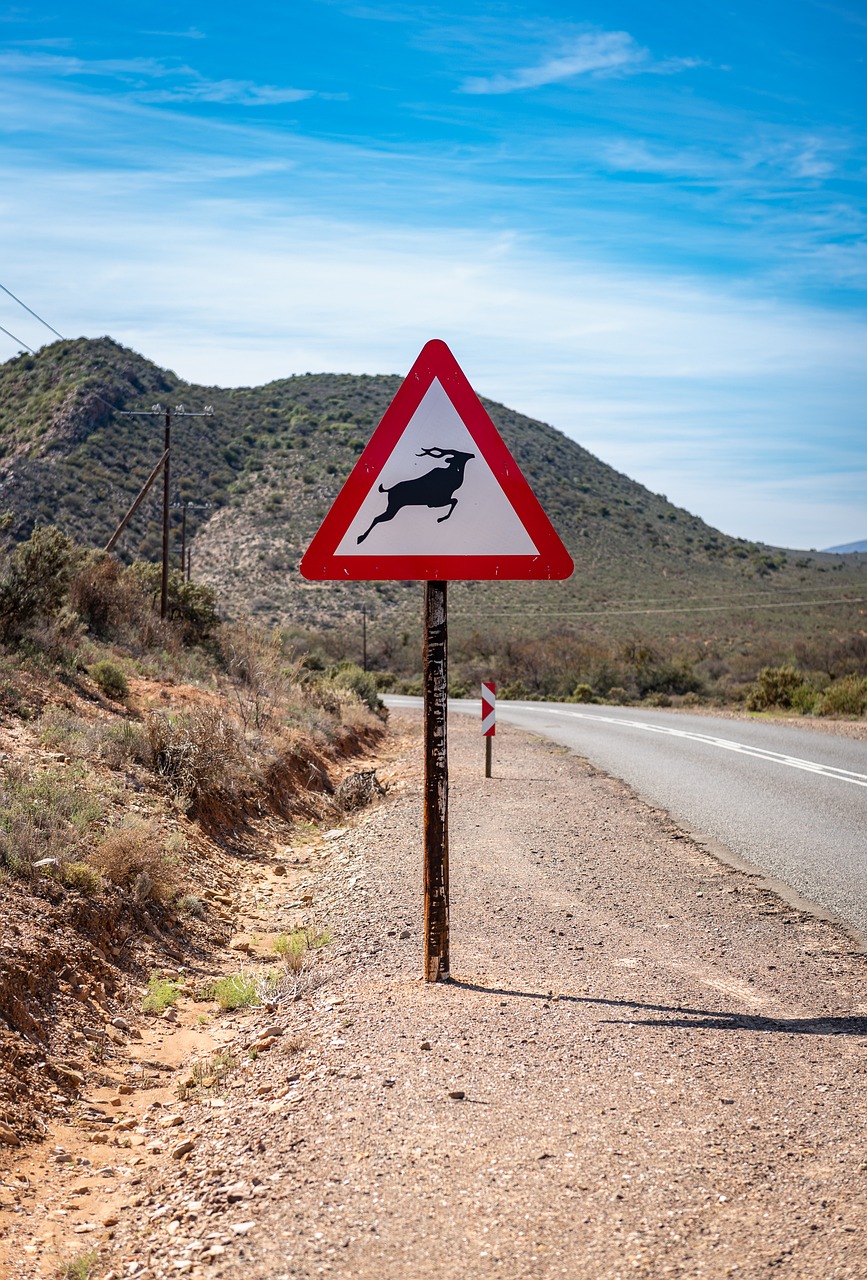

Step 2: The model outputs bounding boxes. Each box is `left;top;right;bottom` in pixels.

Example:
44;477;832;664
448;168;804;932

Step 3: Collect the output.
482;681;497;736
482;680;496;779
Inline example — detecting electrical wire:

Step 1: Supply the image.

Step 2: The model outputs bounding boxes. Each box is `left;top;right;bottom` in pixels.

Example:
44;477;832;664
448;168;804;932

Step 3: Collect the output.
0;281;64;340
449;595;867;621
0;323;34;352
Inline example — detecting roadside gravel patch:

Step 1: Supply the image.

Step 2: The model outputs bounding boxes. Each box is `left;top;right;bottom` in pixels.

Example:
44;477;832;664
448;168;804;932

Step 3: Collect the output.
99;711;867;1280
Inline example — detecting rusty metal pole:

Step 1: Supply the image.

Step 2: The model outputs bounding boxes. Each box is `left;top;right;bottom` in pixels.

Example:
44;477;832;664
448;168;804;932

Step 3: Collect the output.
160;408;171;620
423;580;449;982
485;735;492;778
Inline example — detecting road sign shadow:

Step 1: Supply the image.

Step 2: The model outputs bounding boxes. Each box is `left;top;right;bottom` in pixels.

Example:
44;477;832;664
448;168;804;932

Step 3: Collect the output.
448;980;867;1037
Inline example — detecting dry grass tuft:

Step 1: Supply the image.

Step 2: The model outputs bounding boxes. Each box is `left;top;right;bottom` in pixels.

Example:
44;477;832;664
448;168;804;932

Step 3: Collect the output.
91;822;177;902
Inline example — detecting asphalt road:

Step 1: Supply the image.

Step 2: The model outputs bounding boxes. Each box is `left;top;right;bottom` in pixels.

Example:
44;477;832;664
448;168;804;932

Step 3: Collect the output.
385;695;867;942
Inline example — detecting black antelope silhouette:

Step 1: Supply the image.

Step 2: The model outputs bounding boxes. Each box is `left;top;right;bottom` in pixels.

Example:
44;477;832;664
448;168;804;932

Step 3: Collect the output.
356;447;475;544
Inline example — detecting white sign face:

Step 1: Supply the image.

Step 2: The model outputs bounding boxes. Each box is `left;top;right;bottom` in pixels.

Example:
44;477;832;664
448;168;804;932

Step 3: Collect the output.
334;379;539;557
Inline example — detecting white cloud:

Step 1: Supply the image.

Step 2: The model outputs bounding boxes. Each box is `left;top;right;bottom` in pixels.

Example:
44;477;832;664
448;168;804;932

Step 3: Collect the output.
460;31;647;95
0;50;318;107
2;167;864;547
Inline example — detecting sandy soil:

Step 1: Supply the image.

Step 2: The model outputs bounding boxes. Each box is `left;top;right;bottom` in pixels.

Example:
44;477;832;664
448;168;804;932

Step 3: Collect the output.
3;710;866;1280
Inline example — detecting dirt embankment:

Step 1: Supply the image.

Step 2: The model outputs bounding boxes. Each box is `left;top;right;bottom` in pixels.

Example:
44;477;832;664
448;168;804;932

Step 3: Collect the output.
3;711;866;1280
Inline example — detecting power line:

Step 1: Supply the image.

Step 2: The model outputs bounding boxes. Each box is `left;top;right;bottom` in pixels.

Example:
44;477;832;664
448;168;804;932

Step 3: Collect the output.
0;323;34;353
449;595;867;621
0;281;64;340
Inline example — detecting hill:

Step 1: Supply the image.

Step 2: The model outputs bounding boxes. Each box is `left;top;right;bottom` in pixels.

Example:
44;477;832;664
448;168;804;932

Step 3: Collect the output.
824;539;867;554
1;337;865;695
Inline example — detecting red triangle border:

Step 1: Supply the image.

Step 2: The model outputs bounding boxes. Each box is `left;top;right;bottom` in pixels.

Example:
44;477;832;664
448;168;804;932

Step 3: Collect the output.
299;339;574;581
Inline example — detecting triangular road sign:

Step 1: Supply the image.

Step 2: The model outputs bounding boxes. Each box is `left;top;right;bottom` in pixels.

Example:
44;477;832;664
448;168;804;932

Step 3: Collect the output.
300;339;574;581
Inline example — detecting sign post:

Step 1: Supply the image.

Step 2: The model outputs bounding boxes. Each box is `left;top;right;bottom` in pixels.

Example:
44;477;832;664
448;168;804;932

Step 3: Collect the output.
482;680;496;778
423;581;449;980
300;339;572;981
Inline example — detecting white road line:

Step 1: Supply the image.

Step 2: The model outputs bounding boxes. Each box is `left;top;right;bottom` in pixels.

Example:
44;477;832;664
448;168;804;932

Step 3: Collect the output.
510;707;867;789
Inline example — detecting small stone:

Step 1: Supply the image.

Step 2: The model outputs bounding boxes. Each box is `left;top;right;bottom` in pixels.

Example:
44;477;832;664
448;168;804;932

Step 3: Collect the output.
103;1214;120;1227
171;1138;196;1159
228;935;253;953
230;1221;256;1235
399;930;411;940
272;863;287;876
420;1041;431;1051
118;1084;134;1095
160;1114;185;1128
258;1025;283;1039
448;1090;465;1100
109;1096;123;1107
0;1122;20;1147
112;1017;131;1032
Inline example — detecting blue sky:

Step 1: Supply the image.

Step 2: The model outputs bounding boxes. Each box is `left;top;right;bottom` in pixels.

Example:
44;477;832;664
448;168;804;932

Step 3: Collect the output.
1;1;865;549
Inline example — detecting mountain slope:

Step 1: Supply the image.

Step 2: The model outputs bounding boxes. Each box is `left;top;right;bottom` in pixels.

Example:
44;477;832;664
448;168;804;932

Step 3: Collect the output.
1;338;864;671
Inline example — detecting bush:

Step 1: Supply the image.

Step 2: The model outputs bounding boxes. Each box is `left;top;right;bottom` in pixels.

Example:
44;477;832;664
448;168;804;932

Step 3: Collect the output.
814;675;867;718
92;824;176;901
0;764;103;878
273;925;331;974
331;662;381;713
70;552;146;641
142;972;183;1014
606;686;629;704
569;683;594;703
88;659;128;700
125;563;219;644
176;892;206;918
145;707;246;801
209;972;262;1011
746;665;806;711
0;526;79;644
63;861;103;894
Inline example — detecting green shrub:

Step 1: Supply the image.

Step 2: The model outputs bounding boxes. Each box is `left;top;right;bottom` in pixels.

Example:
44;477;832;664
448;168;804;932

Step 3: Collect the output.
176;893;206;918
57;1249;100;1280
142;973;183;1014
331;662;381;712
63;861;103;894
273;925;331;974
606;686;629;704
790;684;819;715
209;972;262;1011
0;525;79;644
569;682;594;703
88;659;128;700
814;675;867;717
746;665;806;711
500;679;531;700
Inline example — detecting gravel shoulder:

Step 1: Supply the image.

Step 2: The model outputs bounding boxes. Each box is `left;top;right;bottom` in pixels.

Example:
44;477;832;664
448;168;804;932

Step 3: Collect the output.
7;710;867;1280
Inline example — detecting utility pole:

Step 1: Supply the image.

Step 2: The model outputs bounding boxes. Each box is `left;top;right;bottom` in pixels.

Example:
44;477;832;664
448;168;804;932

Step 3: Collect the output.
362;605;368;671
171;500;213;581
104;403;213;617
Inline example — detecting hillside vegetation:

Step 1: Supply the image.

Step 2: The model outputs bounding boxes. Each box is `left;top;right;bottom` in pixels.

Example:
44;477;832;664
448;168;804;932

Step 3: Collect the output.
1;337;865;707
0;519;387;1140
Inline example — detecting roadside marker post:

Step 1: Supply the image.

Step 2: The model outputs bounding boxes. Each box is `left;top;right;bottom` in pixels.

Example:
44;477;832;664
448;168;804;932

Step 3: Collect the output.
482;681;496;778
300;339;572;982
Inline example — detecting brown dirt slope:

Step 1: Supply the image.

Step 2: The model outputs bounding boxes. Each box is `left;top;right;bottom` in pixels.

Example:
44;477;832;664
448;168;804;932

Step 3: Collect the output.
3;711;862;1280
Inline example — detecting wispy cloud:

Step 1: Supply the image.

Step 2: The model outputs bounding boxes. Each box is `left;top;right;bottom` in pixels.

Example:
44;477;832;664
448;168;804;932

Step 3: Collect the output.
139;80;316;106
460;30;646;94
140;27;207;40
0;50;318;106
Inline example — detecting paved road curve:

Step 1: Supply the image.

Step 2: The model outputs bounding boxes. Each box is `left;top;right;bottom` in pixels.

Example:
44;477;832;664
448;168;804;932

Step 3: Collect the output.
386;696;867;941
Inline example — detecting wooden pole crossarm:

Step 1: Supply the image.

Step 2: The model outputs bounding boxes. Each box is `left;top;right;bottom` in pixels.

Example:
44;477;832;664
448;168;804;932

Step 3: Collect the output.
104;448;169;553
